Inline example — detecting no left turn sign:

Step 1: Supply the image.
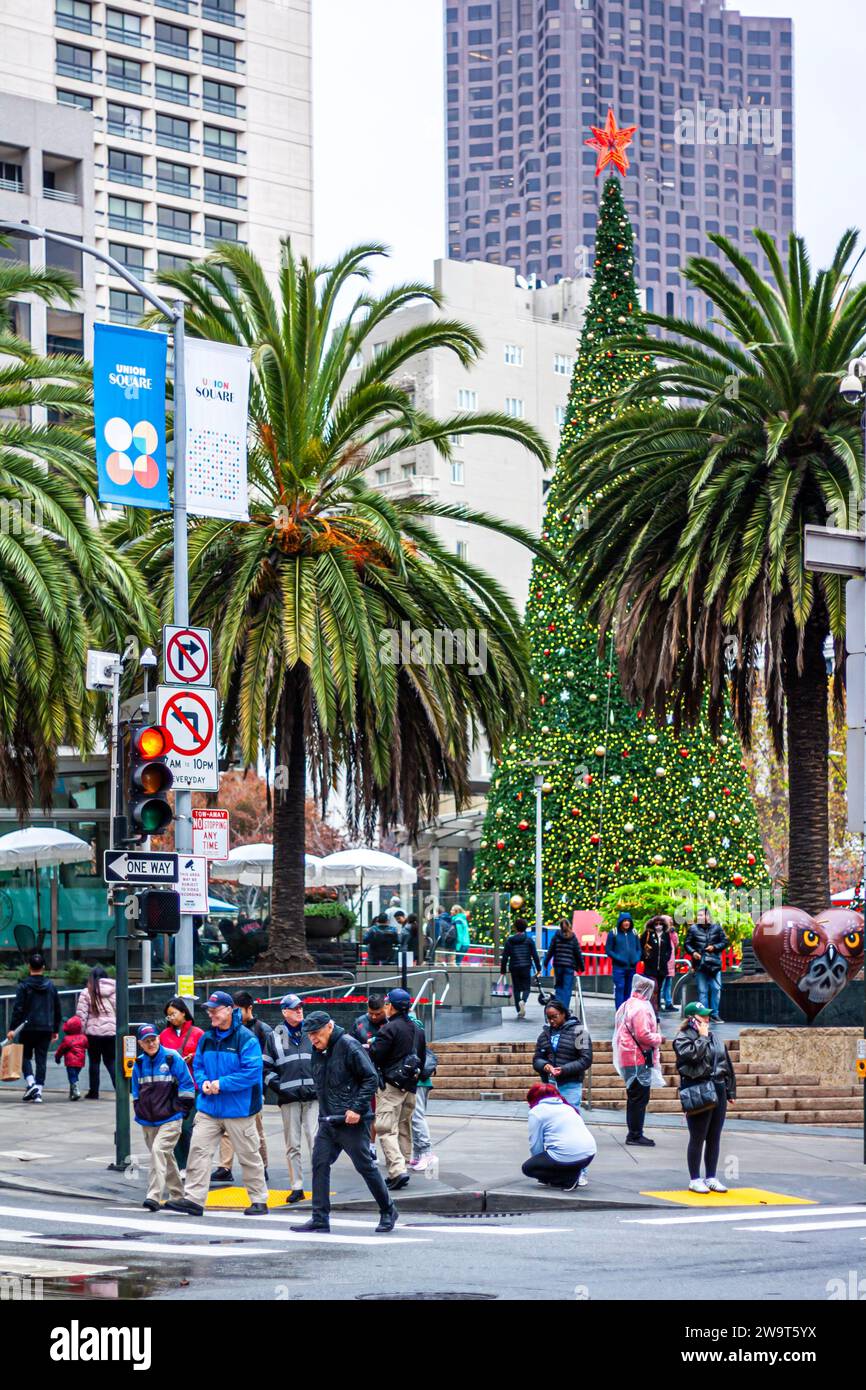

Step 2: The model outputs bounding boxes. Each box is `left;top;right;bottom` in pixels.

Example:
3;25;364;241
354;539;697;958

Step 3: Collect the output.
163;624;212;687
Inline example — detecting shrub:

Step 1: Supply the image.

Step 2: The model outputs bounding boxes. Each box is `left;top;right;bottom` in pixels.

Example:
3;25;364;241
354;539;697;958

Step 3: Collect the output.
600;866;755;949
303;901;356;934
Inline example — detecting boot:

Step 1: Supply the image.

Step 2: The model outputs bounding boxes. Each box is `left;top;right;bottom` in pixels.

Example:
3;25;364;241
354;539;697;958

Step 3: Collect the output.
69;1081;81;1101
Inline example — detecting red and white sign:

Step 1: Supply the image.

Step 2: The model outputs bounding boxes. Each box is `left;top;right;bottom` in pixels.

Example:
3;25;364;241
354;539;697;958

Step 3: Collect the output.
193;808;230;861
156;685;219;791
163;624;212;687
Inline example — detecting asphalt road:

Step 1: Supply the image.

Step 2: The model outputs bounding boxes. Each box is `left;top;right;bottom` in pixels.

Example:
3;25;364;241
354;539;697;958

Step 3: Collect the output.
1;1186;865;1303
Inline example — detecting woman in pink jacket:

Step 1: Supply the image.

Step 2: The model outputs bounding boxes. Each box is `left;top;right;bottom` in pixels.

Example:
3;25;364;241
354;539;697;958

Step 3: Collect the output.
613;974;663;1146
75;965;117;1098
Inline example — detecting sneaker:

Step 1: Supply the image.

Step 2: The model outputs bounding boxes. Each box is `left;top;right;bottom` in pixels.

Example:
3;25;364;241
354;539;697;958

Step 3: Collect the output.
689;1179;711;1194
22;1082;38;1103
577;1171;588;1188
409;1155;431;1172
291;1219;330;1234
625;1135;655;1147
32;1091;43;1104
385;1172;411;1191
706;1178;728;1193
163;1199;205;1217
518;1001;526;1019
210;1167;234;1184
142;1198;161;1212
375;1204;399;1234
710;1015;724;1023
244;1203;269;1216
286;1189;306;1205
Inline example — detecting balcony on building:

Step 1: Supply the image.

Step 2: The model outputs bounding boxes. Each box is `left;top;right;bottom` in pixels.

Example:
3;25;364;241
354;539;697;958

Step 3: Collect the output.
156;161;198;199
42;153;82;205
157;208;195;243
202;82;244;118
202;130;244;163
203;172;243;207
204;215;242;247
56;0;100;36
105;56;149;95
155;22;199;61
107;196;150;235
202;36;243;72
102;103;152;143
155;0;198;14
109;287;145;325
155;116;198;153
155;71;196;107
0;149;25;196
103;150;151;190
105;7;147;47
56;42;100;84
201;2;244;28
108;241;148;280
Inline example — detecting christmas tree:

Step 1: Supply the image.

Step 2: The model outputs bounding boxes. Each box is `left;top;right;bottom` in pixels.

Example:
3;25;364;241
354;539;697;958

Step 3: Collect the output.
474;131;768;926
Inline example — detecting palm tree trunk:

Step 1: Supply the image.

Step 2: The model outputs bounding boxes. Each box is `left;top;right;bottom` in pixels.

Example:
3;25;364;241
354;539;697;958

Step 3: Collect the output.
783;610;830;915
258;667;315;975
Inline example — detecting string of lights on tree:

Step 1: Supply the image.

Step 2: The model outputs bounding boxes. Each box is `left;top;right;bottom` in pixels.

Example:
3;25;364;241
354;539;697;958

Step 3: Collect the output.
473;115;769;926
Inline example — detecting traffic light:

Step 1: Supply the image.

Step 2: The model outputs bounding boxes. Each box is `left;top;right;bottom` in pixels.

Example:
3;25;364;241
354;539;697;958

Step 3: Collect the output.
136;889;181;937
126;724;174;844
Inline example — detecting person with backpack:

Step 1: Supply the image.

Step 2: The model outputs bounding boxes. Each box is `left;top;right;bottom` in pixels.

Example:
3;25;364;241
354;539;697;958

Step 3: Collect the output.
132;1023;195;1211
55;1015;88;1101
434;907;453;956
673;1002;737;1193
7;952;61;1104
605;911;642;1009
263;993;318;1207
685;907;729;1022
543;917;585;1009
75;964;117;1098
363;914;399;966
500;917;541;1019
367;987;428;1190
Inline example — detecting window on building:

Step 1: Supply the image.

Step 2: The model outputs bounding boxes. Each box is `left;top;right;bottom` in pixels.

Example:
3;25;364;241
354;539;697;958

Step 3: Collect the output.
108;195;146;232
202;33;240;71
155;68;191;104
204;215;241;245
204;170;240;207
106;55;144;93
157;206;192;242
458;388;478;411
451;459;465;485
203;80;241;116
505;396;524;418
105;7;143;44
504;342;523;366
455;540;469;561
203;125;240;161
56;0;94;35
107;148;145;187
553;353;571;376
107;101;145;139
56;41;93;80
156;114;192;151
375;467;391;486
109;288;145;325
156;160;192;196
45;235;83;287
109;241;146;275
154;21;191;59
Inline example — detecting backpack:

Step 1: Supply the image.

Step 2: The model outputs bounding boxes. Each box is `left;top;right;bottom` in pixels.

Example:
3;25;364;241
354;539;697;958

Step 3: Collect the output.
384;1022;424;1092
441;923;457;949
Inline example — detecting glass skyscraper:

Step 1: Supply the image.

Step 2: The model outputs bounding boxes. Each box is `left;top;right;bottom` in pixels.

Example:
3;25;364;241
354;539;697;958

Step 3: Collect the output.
444;0;794;322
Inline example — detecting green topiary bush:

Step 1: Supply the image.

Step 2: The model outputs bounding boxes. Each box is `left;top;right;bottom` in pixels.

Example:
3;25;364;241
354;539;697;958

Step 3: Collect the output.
599;866;755;951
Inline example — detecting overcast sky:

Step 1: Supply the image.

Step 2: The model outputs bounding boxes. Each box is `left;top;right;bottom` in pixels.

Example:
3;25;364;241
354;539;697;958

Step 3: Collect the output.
312;0;866;293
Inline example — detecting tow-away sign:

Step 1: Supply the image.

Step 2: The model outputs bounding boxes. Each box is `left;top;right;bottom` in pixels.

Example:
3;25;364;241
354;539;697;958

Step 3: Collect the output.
157;685;219;791
192;808;230;861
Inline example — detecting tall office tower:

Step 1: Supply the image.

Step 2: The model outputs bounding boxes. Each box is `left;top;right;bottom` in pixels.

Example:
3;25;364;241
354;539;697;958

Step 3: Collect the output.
445;0;794;322
0;0;312;324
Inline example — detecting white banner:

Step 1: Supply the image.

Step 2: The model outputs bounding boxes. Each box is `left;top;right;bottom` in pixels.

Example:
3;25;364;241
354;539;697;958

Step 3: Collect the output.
184;338;251;519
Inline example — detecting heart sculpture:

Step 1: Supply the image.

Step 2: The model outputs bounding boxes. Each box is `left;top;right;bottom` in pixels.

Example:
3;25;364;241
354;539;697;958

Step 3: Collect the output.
753;906;864;1021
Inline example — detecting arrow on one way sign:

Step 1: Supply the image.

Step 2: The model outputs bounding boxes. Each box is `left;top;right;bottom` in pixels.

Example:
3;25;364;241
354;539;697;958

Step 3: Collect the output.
104;850;179;884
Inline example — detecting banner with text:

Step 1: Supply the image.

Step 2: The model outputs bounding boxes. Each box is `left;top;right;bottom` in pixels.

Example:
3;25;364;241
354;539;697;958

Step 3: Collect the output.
94;323;170;511
184;338;251;520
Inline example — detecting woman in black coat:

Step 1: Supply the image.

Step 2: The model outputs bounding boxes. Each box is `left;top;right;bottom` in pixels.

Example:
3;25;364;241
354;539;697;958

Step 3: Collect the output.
673;1002;737;1195
533;1000;593;1109
639;915;673;1016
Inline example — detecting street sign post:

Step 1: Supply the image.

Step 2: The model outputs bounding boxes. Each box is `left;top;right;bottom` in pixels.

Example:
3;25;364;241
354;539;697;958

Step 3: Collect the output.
104;850;179;884
156;685;219;791
163;624;212;688
192;808;230;860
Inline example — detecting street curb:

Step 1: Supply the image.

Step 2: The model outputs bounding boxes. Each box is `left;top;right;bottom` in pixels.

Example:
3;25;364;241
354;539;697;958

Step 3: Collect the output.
330;1187;671;1215
0;1170;118;1203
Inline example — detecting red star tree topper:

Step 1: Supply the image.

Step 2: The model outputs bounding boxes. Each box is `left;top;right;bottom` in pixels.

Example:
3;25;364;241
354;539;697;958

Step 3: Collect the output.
585;108;637;177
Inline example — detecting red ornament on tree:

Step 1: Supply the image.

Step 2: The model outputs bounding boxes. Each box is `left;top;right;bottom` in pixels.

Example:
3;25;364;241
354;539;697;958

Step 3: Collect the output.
683;845;693;854
679;748;690;758
747;852;756;866
496;839;505;850
518;820;530;831
732;873;743;887
723;787;731;796
590;833;600;846
571;807;581;818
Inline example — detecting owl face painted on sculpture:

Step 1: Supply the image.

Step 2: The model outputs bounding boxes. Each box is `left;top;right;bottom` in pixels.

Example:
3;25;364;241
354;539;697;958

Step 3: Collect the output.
753;907;864;1021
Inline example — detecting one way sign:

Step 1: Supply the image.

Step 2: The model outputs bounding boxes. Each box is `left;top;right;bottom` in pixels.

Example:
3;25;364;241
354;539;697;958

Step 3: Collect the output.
104;850;179;884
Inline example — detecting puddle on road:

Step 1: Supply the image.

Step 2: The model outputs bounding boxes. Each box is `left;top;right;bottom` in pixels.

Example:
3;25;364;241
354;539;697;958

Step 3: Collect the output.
42;1270;189;1300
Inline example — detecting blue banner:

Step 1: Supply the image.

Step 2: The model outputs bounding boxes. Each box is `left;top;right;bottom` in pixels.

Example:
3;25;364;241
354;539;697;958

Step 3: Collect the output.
94;322;170;511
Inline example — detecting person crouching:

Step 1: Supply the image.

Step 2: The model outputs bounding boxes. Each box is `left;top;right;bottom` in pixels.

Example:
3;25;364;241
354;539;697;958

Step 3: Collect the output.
522;1083;597;1192
132;1024;195;1212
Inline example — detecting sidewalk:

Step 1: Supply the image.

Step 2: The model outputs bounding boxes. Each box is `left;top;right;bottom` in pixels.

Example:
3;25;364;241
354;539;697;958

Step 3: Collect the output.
1;1082;863;1214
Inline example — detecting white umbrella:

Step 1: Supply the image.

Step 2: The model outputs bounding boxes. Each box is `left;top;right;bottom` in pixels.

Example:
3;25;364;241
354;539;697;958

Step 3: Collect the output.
318;847;417;887
210;843;322;888
0;827;92;966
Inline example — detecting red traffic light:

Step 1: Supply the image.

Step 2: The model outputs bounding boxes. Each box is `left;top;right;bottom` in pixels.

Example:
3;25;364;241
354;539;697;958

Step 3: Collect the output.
134;725;173;759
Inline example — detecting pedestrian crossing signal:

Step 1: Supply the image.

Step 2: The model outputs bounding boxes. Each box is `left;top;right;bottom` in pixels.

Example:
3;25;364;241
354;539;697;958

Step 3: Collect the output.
137;889;181;938
126;724;174;844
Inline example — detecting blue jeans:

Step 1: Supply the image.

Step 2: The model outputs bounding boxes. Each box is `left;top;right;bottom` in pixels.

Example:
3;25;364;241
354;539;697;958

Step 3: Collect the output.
613;966;635;1010
556;1079;583;1108
554;969;575;1007
659;976;674;1009
695;970;722;1016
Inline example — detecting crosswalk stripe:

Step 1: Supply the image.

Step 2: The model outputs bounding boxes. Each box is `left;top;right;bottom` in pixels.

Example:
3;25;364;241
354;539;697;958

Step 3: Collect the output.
734;1219;866;1235
0;1228;276;1259
133;1209;572;1237
622;1205;866;1227
0;1204;424;1247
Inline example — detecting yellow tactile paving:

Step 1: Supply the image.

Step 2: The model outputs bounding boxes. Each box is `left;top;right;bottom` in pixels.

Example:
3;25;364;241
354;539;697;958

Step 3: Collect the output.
206;1187;310;1209
641;1187;817;1208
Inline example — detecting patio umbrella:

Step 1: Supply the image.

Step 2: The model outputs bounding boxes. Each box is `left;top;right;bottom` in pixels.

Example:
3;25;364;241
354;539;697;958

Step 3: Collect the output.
318;847;416;926
211;843;322;898
0;827;92;967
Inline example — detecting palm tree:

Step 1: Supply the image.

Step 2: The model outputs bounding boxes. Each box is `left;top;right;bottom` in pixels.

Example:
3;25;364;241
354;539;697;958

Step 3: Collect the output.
559;230;866;915
0;258;154;813
123;240;553;970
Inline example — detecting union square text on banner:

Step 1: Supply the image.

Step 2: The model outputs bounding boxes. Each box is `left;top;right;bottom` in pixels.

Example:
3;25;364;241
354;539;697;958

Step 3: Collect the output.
184;338;252;520
93;323;170;511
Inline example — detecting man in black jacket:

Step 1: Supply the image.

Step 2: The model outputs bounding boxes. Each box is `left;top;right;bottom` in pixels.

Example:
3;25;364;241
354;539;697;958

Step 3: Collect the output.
363;914;399;966
289;1011;397;1235
543;918;585;1009
7;952;61;1103
368;988;428;1190
500;918;541;1019
684;908;729;1022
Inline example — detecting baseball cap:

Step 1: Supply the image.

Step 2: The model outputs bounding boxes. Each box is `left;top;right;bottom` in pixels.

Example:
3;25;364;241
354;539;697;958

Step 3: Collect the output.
386;988;412;1011
684;1002;712;1018
301;1010;331;1035
205;990;234;1010
137;1023;159;1040
280;993;302;1009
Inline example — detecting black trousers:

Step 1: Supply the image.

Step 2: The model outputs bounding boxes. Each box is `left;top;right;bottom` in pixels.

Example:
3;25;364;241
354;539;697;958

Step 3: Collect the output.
626;1077;650;1137
522;1151;594;1188
686;1083;728;1179
510;968;532;1011
87;1036;116;1095
21;1030;51;1087
312;1116;391;1227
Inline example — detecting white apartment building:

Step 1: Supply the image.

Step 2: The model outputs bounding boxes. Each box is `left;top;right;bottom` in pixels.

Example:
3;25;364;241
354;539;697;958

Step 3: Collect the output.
0;0;312;321
349;257;589;616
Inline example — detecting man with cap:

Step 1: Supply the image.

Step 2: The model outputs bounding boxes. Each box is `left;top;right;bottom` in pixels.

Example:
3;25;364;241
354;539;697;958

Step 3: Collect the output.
368;988;427;1190
211;990;272;1185
131;1024;195;1211
262;993;318;1206
289;1011;397;1235
164;991;269;1218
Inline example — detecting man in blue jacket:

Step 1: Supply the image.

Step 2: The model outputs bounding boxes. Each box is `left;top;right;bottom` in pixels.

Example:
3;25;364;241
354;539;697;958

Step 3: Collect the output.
165;991;269;1218
605;912;642;1009
132;1023;195;1212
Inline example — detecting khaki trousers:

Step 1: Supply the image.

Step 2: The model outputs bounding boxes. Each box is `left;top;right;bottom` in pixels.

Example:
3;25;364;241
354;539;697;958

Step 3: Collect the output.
375;1083;416;1178
185;1112;268;1206
280;1100;318;1190
218;1109;268;1170
143;1119;184;1204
